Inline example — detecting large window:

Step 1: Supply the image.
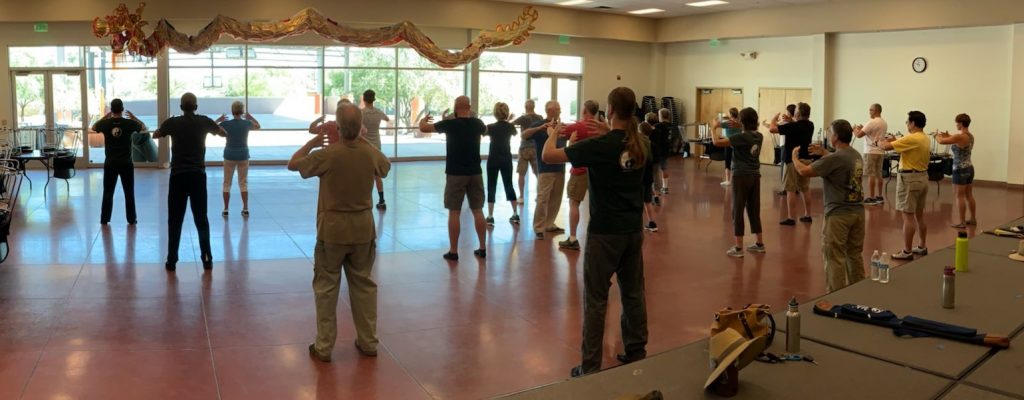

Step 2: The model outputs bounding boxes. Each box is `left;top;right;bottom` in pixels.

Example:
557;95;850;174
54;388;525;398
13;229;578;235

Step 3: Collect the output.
9;45;581;162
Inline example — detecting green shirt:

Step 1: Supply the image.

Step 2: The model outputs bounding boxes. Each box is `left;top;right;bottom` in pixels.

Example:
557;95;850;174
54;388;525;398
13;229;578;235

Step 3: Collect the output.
564;129;648;235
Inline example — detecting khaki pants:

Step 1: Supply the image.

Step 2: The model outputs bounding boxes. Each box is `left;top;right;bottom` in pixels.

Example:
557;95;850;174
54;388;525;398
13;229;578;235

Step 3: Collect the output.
312;240;378;355
822;212;866;293
533;171;565;233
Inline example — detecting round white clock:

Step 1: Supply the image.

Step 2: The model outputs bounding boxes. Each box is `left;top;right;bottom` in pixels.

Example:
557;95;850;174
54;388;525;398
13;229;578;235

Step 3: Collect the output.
912;57;927;73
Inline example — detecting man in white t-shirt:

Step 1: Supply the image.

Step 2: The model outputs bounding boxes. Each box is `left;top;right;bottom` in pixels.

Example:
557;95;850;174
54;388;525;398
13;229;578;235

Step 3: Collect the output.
854;103;888;205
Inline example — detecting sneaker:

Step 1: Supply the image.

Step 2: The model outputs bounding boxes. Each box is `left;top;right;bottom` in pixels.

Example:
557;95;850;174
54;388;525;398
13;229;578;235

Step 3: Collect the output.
354;341;377;358
891;250;915;260
875;197;885;205
863;198;878;206
221;210;229;217
546;226;565;233
376;200;386;210
616;353;645;364
509;215;521;224
644;221;658;232
726;246;744;258
746;243;766;253
965;219;977;226
799;216;813;223
653;196;661;206
570;365;585;378
779;219;796;226
442;252;459;261
912;246;928;255
558;239;580;250
660;187;670;195
720;181;731;187
951;223;967;229
308;344;331;363
535;232;544;240
485;216;495;226
241;209;249;217
473;249;486;258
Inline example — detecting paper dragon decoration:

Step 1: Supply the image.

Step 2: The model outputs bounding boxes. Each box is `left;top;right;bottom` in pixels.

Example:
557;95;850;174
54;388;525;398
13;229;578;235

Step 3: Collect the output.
93;3;539;68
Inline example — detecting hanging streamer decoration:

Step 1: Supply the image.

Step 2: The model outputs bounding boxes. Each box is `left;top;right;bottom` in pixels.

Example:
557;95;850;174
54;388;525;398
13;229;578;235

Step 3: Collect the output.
93;3;539;68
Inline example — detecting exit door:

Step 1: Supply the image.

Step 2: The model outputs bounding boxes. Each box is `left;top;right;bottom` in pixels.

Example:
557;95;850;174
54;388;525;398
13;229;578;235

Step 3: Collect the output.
10;69;87;157
529;74;580;122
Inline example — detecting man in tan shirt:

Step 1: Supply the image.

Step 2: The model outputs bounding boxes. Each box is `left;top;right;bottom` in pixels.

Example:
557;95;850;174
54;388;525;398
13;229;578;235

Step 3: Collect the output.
288;103;391;362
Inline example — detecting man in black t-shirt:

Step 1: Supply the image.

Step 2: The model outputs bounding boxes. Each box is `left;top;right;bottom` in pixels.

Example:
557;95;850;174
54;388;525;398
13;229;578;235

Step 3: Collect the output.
771;102;815;225
91;99;146;225
153;93;227;272
419;96;487;261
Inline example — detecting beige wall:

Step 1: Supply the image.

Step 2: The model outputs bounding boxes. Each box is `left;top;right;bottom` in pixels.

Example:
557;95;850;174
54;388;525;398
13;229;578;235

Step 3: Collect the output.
1009;24;1024;186
0;0;655;42
663;35;815;128
832;25;1013;183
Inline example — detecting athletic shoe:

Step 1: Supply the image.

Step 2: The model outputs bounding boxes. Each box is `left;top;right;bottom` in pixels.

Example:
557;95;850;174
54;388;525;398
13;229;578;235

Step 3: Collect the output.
799;216;813;223
241;209;249;217
222;210;229;217
653;196;661;206
509;215;520;224
308;344;331;363
779;219;796;226
863;198;878;206
485;216;495;226
912;246;928;255
546;226;565;233
473;249;486;258
720;181;731;187
354;341;377;357
376;200;386;210
746;243;766;253
875;197;885;205
891;250;915;260
726;247;744;258
965;219;977;226
660;188;670;195
443;252;459;261
644;221;658;232
558;239;580;250
951;223;967;229
570;365;585;378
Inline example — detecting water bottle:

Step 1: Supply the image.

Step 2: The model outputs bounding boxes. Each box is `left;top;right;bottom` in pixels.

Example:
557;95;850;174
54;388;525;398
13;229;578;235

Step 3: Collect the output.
878;253;891;284
786;297;801;353
870;250;881;281
942;266;956;309
955;231;969;272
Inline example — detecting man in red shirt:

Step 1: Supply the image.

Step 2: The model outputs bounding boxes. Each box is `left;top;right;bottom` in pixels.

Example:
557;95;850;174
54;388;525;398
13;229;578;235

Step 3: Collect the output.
559;100;602;250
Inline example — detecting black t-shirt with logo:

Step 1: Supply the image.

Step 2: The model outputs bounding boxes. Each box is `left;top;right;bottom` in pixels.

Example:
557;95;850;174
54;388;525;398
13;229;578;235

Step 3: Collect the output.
564;129;648;235
435;117;486;176
93;117;143;165
484;121;516;167
158;114;221;175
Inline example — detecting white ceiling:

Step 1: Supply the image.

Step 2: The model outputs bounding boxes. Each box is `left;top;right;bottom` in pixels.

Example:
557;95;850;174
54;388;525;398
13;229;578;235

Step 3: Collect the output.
491;0;857;18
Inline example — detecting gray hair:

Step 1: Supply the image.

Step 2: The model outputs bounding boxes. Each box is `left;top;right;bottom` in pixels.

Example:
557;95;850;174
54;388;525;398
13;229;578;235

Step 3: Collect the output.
336;103;363;141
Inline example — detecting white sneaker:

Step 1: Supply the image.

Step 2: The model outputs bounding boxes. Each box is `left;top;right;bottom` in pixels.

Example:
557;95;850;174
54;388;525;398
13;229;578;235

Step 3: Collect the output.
726;247;744;258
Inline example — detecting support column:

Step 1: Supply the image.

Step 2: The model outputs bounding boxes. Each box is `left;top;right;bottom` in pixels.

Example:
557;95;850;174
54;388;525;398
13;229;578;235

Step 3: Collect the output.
157;48;170;168
1008;24;1024;186
811;33;835;127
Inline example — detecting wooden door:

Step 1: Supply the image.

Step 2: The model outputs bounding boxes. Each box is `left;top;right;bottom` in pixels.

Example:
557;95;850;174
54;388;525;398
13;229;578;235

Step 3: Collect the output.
696;88;743;157
758;88;789;164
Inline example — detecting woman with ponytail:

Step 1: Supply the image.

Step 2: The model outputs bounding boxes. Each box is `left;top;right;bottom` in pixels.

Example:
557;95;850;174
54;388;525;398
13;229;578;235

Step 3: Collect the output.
541;87;649;378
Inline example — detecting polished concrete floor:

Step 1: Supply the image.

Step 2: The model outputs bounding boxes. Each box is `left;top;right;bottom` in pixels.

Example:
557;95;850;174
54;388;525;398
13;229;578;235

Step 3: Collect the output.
1;157;1021;400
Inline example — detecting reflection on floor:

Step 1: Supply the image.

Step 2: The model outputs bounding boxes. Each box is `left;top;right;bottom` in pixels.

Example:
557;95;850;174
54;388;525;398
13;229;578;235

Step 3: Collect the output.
0;157;1021;399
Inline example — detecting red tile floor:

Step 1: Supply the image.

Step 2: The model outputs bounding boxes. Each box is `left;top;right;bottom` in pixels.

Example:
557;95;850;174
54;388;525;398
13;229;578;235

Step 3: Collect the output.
0;157;1022;399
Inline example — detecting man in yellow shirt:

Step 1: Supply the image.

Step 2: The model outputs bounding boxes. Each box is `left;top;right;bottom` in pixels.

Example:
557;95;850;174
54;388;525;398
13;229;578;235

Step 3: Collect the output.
879;111;930;260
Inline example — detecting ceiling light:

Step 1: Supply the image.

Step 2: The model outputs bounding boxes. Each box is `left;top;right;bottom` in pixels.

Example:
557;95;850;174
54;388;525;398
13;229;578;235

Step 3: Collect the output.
557;0;592;5
628;8;665;14
687;0;729;7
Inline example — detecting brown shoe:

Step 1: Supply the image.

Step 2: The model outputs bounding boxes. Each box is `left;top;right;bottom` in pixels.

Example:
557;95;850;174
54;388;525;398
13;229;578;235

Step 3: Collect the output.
355;341;378;357
308;344;331;363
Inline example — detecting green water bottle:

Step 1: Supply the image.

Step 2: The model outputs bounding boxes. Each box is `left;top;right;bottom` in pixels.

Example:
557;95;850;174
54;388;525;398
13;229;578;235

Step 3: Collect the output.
955;231;969;272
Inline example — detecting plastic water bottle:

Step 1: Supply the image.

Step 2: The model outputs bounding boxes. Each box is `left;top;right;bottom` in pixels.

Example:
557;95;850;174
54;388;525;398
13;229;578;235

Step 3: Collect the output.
878;253;891;284
870;250;881;281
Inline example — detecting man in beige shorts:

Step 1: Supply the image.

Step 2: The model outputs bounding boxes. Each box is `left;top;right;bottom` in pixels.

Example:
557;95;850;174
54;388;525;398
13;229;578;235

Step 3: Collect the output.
558;100;601;250
880;111;931;260
419;96;488;260
513;100;545;204
772;102;814;225
854;103;888;205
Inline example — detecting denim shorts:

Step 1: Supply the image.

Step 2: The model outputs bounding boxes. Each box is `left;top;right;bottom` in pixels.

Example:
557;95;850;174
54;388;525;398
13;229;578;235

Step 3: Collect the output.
952;166;974;185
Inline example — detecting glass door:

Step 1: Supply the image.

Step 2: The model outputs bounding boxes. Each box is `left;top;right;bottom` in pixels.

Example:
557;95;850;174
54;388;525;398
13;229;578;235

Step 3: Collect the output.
528;74;581;122
11;70;87;157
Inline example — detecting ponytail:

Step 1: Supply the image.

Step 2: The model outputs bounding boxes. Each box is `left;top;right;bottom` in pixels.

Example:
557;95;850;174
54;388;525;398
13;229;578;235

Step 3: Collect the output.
608;87;647;167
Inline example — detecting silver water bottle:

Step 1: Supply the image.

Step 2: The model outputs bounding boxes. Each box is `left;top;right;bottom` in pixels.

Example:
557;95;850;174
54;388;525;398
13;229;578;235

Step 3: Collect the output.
786;296;801;353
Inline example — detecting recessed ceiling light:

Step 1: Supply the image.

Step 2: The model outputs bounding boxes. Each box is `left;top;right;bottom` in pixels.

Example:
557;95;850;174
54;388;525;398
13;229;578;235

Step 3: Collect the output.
628;8;665;14
557;0;592;5
687;0;729;7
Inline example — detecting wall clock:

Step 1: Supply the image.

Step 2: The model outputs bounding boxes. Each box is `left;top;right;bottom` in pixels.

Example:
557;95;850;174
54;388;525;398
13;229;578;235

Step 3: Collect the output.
912;57;927;73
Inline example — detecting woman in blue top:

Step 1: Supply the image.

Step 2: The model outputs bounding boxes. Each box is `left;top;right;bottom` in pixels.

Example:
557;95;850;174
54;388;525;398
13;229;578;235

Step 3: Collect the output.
216;101;261;217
